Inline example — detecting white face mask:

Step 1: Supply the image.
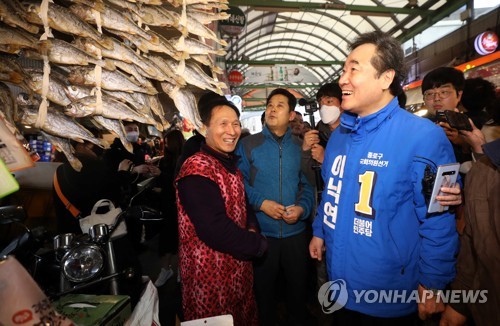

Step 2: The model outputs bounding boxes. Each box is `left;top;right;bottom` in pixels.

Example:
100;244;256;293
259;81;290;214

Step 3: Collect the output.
126;131;139;143
319;105;341;124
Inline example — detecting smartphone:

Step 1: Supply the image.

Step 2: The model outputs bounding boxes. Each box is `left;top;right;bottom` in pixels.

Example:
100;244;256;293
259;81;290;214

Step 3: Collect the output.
427;163;460;214
442;110;472;131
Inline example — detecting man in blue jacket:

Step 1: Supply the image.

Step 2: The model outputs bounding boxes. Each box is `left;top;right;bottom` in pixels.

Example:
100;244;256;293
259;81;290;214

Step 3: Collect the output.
309;31;459;324
236;88;315;326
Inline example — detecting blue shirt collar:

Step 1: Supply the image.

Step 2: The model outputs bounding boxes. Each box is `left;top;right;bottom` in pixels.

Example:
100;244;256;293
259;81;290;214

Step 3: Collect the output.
262;125;292;141
340;97;400;134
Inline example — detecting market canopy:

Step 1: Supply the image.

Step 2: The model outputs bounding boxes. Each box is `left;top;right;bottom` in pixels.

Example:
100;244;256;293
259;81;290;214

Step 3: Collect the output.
222;0;484;109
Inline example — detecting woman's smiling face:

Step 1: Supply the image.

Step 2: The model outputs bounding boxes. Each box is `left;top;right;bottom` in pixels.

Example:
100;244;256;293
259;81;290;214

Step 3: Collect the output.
204;105;241;154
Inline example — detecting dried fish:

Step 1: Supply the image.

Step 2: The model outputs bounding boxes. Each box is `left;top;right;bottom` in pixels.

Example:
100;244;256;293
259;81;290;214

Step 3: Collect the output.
92;115;133;153
26;70;73;107
68;67;158;95
0;25;39;54
113;30;181;61
64;84;93;102
69;3;159;45
161;81;202;130
166;0;228;8
0;82;17;125
26;39;116;70
171;36;226;56
186;9;230;24
0;0;39;34
19;106;109;148
73;37;159;79
40;131;83;172
26;3;113;50
147;94;170;130
65;95;156;126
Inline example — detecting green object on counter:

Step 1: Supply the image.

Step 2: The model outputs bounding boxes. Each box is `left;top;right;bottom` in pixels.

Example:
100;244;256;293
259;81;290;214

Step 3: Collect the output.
0;158;19;198
53;294;131;326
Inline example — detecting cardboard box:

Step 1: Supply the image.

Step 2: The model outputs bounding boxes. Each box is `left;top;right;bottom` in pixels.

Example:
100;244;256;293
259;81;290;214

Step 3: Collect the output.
53;294;131;326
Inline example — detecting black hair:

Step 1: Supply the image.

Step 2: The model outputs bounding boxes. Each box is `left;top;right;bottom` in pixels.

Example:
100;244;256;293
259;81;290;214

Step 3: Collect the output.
316;82;343;103
397;92;407;108
198;97;240;126
461;77;496;112
349;31;407;97
266;88;297;112
421;67;465;94
197;91;225;108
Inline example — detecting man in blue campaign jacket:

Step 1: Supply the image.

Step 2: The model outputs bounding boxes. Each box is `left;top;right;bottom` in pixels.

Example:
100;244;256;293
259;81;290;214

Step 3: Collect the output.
309;31;459;324
236;88;315;325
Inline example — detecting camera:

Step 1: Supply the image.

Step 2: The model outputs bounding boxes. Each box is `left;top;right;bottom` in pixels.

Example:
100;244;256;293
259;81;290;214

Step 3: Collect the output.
298;98;319;114
435;110;472;131
435;110;447;123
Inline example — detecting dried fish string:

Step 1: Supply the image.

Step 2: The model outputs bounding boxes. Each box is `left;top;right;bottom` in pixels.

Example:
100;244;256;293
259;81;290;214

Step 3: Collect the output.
35;0;52;129
135;16;143;56
175;0;188;77
92;9;103;116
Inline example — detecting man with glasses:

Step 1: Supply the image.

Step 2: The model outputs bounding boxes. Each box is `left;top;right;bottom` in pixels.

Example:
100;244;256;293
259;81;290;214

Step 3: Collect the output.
421;67;472;165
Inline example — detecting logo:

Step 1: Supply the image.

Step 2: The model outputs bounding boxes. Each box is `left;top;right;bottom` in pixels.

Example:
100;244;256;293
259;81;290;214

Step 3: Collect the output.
12;309;33;324
318;279;348;314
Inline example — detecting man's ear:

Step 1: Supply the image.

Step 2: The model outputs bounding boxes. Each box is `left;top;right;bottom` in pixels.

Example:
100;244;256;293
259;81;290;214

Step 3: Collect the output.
382;69;395;90
289;110;296;121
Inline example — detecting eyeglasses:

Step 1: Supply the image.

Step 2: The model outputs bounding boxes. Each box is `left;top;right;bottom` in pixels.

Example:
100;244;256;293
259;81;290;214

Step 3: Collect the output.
423;89;453;101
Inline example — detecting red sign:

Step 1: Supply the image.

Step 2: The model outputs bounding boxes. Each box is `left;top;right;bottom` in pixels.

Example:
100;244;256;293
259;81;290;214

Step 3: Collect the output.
12;310;33;324
228;70;243;86
474;31;498;55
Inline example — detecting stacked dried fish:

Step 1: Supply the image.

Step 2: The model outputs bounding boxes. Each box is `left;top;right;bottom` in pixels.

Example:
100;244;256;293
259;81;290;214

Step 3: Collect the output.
0;0;230;170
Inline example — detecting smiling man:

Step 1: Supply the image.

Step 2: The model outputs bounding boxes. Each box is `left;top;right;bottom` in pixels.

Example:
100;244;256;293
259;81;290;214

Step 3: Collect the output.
236;88;315;325
309;31;459;325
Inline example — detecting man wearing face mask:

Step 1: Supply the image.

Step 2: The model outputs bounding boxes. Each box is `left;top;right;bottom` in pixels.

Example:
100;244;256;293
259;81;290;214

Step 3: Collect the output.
302;83;343;164
103;121;161;179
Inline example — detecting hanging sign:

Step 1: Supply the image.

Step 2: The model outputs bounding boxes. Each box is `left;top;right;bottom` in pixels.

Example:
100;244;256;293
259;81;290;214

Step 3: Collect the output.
245;65;319;84
228;70;244;86
474;31;498;55
219;6;246;36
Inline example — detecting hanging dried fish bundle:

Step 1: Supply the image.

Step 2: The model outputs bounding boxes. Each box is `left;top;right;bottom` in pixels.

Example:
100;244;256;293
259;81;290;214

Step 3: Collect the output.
0;0;229;169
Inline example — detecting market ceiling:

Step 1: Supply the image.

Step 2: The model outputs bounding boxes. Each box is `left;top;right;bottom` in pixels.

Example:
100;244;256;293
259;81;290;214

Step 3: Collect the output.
224;0;469;109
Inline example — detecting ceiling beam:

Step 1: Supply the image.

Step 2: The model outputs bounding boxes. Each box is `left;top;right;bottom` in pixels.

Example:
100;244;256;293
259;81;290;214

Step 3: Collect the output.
228;1;429;15
397;0;469;44
226;60;343;66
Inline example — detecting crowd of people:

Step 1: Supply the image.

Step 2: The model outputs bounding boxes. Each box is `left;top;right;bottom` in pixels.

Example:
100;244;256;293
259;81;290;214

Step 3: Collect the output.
47;30;498;326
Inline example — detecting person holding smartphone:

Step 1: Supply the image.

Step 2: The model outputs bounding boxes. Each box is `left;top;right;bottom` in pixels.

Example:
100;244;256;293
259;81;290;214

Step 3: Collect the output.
310;31;459;325
421;67;473;170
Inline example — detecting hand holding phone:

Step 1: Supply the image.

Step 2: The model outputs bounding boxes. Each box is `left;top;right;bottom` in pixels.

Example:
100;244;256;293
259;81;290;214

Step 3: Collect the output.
427;163;460;214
